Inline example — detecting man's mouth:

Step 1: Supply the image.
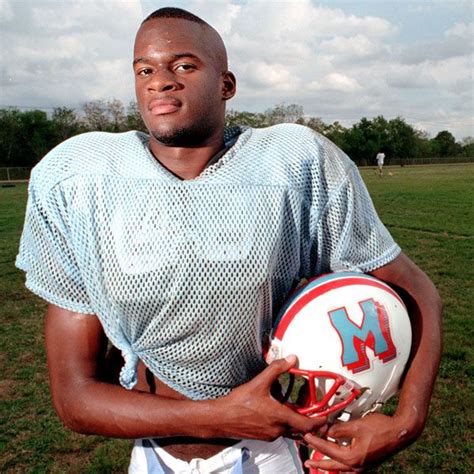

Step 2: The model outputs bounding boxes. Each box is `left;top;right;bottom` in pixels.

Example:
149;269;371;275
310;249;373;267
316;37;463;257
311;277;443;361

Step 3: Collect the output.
148;98;182;115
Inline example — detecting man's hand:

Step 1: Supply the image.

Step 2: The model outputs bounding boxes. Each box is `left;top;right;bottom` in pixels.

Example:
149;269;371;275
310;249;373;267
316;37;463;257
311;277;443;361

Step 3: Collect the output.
215;355;327;441
304;412;418;472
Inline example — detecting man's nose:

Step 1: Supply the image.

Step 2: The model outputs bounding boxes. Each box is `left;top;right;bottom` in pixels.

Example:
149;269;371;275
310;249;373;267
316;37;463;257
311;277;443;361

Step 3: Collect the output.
148;70;179;93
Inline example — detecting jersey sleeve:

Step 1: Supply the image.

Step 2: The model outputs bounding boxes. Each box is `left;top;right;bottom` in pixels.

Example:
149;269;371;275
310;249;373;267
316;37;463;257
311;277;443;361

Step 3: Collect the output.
311;159;400;275
16;175;95;314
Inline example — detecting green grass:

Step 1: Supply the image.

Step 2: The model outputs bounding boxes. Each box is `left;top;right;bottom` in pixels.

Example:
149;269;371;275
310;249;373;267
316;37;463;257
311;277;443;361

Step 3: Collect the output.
360;165;474;473
0;184;132;472
1;163;473;472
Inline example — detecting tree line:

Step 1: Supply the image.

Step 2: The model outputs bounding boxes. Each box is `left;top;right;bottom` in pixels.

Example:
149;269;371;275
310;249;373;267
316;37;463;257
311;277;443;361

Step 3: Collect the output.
1;100;472;168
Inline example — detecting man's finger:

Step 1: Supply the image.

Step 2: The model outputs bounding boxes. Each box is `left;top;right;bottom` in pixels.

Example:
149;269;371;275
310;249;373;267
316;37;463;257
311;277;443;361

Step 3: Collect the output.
305;458;354;472
327;420;359;439
304;433;350;461
285;409;328;434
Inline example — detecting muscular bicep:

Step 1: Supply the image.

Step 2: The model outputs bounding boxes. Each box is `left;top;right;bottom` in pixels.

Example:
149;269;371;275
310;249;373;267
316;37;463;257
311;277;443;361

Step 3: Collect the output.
369;252;441;318
369;252;440;322
369;252;420;291
45;304;107;419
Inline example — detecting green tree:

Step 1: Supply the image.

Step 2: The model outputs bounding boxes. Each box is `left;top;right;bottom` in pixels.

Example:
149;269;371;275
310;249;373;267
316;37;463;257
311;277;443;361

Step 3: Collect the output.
299;117;327;134
386;117;417;160
82;100;109;131
431;130;460;157
107;99;127;132
263;103;304;126
460;136;474;157
225;109;266;128
25;110;54;165
323;121;347;150
82;99;130;132
413;129;432;158
126;101;147;132
340;115;419;164
51;107;81;143
0;109;23;167
343;117;382;165
0;109;53;167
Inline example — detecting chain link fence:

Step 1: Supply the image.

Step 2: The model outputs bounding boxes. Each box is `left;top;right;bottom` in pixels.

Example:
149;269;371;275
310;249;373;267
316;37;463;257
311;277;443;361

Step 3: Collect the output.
386;156;474;166
1;157;473;182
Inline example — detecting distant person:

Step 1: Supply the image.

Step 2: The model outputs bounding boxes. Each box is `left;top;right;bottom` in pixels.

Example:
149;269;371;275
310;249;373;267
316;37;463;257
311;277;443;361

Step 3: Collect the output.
16;7;441;473
376;151;386;177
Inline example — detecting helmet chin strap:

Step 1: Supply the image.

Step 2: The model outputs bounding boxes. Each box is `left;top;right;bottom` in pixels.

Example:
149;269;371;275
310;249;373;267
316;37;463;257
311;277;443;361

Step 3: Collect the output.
361;399;385;417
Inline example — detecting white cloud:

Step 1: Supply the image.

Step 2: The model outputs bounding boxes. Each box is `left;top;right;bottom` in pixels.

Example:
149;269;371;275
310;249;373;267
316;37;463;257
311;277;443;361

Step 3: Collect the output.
309;73;362;92
385;64;437;89
1;0;140;106
225;0;396;42
320;34;385;61
408;0;473;13
239;61;296;93
428;56;473;94
445;21;474;39
399;21;473;65
31;0;142;34
0;0;13;23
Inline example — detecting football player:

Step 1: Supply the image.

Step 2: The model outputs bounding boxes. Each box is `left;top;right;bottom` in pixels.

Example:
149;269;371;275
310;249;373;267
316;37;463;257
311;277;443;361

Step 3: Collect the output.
17;7;441;473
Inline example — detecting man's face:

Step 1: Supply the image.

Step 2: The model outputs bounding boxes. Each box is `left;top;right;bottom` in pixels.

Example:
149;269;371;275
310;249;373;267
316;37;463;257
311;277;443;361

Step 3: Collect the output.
133;18;235;147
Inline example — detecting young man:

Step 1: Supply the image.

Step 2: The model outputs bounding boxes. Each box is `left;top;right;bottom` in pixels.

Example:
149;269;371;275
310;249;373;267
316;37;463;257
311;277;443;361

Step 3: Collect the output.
376;151;385;177
16;7;441;473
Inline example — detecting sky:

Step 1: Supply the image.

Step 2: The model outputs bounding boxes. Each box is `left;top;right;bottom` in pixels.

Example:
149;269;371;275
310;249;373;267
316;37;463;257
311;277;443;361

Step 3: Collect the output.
0;0;472;139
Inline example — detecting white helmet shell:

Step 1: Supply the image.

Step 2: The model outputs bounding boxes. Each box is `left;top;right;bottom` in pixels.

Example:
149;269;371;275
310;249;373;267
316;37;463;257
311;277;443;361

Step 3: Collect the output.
267;272;412;420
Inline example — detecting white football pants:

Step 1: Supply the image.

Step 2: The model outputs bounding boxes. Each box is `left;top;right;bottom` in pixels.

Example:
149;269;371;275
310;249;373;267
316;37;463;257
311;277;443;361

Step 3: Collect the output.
128;436;304;473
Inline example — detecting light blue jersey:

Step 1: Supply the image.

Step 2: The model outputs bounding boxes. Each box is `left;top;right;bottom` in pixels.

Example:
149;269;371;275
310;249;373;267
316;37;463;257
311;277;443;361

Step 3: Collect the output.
16;124;400;399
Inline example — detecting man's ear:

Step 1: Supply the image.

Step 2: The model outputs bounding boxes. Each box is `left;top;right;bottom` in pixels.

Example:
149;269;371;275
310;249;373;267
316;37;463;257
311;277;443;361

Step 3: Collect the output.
222;71;237;100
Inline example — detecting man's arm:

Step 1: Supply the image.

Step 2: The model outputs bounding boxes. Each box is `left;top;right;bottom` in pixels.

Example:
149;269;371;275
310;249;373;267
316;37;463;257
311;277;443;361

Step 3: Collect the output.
45;304;326;440
304;252;442;471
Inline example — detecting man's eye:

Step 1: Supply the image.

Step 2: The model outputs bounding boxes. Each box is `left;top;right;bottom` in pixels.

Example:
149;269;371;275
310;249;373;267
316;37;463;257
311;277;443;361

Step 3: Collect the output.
137;68;153;76
175;64;196;72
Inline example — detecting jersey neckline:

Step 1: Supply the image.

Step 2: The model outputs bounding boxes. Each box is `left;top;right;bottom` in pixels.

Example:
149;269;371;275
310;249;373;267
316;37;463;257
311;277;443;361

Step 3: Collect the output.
139;126;252;183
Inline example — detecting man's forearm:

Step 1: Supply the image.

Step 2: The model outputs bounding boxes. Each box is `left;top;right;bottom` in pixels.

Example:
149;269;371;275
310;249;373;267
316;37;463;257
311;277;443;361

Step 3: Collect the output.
53;379;220;439
372;253;442;439
393;274;442;436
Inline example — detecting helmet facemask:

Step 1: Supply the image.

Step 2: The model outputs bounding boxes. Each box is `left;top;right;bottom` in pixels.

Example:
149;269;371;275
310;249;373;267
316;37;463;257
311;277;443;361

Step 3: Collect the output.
275;368;362;418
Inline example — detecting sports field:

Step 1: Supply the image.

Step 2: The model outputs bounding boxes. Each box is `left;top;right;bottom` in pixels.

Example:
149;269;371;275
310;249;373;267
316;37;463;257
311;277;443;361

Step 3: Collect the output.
1;163;473;472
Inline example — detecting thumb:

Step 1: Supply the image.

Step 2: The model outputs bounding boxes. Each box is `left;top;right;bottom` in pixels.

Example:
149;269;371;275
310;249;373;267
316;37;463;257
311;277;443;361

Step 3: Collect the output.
258;354;298;387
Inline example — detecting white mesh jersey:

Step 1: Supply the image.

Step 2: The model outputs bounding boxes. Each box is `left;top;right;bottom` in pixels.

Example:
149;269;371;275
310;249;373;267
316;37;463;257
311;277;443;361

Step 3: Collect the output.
16;124;400;400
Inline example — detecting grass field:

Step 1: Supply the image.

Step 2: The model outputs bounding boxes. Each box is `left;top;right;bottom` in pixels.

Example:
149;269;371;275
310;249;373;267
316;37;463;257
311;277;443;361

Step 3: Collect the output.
1;163;473;472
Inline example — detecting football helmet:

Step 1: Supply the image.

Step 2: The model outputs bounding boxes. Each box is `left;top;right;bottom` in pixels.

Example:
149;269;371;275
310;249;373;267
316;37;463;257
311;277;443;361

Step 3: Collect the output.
266;272;412;421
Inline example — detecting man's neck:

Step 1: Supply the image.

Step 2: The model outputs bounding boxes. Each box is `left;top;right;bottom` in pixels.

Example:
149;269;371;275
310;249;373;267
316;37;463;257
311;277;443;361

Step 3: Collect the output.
148;135;226;181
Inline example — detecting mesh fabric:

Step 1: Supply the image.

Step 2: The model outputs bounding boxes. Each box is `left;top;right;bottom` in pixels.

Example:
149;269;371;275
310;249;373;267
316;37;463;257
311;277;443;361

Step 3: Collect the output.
16;124;400;399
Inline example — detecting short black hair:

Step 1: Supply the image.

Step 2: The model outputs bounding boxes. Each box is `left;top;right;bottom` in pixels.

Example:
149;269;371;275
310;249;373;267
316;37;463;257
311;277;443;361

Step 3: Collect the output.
138;7;229;70
142;7;207;26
